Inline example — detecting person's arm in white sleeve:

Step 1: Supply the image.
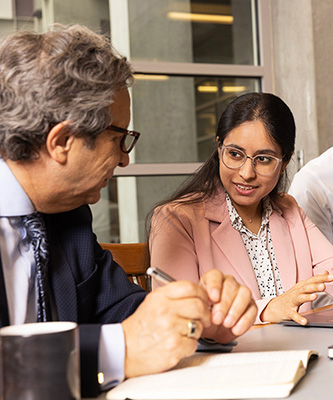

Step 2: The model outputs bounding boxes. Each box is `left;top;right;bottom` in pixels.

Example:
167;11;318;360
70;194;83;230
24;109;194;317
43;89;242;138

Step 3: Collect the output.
289;170;333;243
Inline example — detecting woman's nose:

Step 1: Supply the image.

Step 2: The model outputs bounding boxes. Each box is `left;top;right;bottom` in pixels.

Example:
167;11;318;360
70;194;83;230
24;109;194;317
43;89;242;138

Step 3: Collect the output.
238;157;256;180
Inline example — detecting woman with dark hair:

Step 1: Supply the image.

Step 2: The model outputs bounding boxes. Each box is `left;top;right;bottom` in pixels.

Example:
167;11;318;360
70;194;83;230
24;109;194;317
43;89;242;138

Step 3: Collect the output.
149;92;333;325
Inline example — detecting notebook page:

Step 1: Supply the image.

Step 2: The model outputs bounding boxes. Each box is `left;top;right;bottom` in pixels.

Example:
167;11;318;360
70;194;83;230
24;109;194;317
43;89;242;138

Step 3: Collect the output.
174;349;317;370
107;358;305;399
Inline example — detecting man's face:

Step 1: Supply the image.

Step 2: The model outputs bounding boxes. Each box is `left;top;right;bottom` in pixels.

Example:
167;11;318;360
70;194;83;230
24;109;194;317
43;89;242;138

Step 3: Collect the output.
64;89;131;206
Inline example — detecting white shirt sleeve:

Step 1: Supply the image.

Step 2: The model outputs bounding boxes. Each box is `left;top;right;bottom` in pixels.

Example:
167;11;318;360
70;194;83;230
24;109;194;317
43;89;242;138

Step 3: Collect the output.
98;323;125;390
289;168;333;243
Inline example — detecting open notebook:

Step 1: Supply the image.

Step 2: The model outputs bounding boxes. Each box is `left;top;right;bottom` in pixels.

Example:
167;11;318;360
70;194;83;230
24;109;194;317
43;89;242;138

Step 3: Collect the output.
106;349;318;399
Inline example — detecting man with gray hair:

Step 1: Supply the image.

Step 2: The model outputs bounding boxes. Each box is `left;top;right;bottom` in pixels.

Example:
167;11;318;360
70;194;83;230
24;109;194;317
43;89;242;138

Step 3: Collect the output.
0;25;257;397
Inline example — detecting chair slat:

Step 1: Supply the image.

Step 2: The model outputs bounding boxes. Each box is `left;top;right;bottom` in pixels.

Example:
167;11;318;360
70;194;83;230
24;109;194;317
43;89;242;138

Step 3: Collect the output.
100;242;150;291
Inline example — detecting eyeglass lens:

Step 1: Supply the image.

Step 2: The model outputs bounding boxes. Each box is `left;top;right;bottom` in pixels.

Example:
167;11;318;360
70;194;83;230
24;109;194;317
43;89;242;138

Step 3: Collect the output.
222;147;280;175
121;134;136;153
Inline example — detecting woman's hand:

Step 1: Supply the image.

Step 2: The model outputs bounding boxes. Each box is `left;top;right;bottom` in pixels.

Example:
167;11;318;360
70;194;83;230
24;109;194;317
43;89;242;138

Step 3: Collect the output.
260;271;333;324
199;270;257;343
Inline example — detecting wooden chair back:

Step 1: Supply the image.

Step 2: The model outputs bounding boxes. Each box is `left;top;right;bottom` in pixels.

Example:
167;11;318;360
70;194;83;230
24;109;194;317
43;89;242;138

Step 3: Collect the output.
100;242;151;291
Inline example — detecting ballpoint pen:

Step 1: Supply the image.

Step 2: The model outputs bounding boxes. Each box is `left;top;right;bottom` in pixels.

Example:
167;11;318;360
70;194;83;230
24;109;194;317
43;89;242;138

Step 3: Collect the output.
146;266;176;285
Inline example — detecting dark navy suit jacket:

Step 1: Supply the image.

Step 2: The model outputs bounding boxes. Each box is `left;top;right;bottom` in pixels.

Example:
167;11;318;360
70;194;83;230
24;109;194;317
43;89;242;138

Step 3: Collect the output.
0;205;147;397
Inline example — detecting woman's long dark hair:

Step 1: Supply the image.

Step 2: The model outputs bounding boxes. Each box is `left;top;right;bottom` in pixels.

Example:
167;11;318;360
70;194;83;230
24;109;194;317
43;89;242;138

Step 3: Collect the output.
153;92;296;211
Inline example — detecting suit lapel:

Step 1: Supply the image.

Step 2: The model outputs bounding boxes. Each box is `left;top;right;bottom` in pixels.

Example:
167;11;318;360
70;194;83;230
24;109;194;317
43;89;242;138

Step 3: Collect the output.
47;238;78;322
0;217;78;326
0;254;10;327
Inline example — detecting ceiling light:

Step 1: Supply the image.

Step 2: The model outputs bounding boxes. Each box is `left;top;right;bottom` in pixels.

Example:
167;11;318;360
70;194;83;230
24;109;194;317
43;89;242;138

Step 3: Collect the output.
197;86;218;93
134;74;170;81
167;12;233;24
222;86;246;93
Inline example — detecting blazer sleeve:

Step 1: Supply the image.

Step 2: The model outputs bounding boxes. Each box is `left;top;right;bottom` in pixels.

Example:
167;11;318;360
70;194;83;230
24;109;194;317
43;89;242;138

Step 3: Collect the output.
149;204;202;286
79;324;101;397
257;198;333;322
301;207;333;296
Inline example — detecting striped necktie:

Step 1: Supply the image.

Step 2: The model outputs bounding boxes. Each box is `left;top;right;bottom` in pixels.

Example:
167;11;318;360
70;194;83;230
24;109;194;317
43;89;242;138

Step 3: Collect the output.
21;211;51;322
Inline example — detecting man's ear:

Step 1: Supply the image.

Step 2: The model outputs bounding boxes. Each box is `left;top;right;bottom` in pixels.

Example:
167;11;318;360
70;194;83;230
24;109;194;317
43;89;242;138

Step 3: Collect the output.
45;121;74;164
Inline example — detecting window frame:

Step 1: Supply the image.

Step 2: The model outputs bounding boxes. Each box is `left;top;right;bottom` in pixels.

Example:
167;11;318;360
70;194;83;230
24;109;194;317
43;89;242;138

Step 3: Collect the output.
113;0;273;178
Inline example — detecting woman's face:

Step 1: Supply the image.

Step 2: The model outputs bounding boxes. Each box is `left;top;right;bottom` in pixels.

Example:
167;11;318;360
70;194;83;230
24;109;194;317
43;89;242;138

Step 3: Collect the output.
219;120;288;215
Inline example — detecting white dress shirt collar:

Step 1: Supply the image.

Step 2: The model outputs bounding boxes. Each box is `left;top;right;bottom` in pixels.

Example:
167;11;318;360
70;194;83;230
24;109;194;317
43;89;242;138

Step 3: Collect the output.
0;157;35;217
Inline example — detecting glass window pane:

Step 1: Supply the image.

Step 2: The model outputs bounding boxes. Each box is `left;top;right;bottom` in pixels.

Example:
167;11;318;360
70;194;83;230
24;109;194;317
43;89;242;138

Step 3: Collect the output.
15;0;34;17
132;75;260;163
53;0;110;33
91;176;191;243
128;0;257;65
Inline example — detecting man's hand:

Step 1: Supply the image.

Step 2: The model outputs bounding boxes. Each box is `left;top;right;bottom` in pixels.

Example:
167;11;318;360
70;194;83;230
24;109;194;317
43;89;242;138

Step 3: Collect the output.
260;271;333;324
122;280;211;378
199;270;257;343
122;269;257;378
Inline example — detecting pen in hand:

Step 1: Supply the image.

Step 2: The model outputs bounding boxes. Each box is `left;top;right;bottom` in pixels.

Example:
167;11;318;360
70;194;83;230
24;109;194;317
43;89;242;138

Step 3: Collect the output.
147;267;213;308
146;267;176;285
147;267;224;346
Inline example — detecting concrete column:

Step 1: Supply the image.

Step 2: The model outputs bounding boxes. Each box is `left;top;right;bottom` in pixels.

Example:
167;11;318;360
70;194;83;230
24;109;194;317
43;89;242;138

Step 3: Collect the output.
270;0;333;174
270;0;318;175
311;0;333;154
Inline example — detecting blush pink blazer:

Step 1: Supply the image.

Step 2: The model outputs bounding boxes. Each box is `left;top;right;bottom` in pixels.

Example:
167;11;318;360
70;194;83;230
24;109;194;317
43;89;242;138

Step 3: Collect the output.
149;189;333;323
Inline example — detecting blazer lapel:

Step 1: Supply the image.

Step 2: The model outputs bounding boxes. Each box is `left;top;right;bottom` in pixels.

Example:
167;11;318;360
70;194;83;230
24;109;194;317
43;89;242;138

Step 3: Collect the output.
211;220;262;299
0;217;79;326
48;240;78;322
0;254;10;327
205;191;261;299
269;209;297;291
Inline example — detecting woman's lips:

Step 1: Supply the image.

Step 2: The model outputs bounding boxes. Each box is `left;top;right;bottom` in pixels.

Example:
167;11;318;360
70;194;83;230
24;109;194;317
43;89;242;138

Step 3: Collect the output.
233;182;258;195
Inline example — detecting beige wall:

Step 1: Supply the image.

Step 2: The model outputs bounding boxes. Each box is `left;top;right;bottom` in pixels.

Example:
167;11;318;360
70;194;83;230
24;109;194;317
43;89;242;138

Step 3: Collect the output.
270;0;333;175
312;0;333;154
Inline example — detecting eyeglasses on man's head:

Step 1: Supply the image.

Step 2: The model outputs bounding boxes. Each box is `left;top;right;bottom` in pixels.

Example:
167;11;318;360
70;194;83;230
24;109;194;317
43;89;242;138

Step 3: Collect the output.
105;124;141;153
219;145;284;176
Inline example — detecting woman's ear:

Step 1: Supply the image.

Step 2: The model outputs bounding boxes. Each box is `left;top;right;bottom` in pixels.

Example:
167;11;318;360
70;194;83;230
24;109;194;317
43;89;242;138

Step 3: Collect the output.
45;121;74;164
281;152;293;175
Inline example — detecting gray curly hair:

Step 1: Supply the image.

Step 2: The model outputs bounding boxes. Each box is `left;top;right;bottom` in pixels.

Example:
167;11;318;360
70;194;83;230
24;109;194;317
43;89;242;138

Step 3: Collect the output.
0;24;133;160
